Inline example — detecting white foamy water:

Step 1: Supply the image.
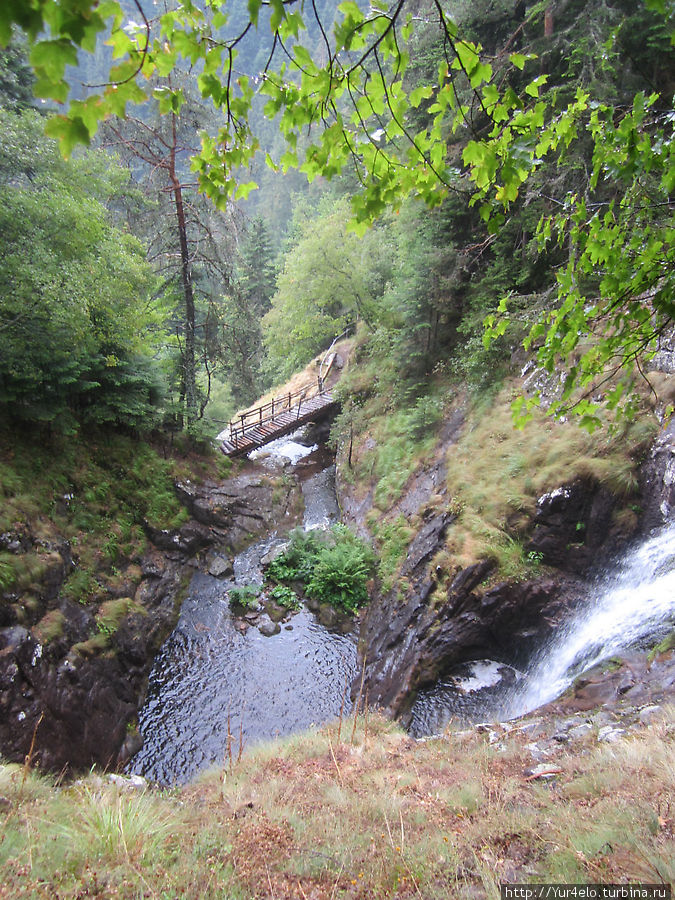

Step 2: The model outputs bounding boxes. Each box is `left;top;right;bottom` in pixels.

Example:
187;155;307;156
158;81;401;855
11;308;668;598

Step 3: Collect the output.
409;523;675;735
505;523;675;717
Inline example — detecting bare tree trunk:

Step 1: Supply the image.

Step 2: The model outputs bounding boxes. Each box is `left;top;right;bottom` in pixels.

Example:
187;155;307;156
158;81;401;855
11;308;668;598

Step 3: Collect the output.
169;113;197;427
545;5;554;37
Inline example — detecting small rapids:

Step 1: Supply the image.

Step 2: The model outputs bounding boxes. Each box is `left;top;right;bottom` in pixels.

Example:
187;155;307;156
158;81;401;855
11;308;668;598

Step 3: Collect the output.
409;522;675;736
130;431;357;785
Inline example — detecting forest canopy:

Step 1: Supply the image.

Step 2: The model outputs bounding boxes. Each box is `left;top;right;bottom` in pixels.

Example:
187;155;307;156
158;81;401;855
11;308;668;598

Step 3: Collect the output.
1;0;674;428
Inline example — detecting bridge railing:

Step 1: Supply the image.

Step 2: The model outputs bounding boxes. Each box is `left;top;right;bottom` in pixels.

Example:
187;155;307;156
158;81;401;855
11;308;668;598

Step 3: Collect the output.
228;375;327;448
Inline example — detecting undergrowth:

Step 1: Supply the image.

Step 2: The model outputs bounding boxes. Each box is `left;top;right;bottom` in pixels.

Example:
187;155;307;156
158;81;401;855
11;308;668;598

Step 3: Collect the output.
0;425;225;637
265;525;376;613
337;351;657;584
0;707;672;898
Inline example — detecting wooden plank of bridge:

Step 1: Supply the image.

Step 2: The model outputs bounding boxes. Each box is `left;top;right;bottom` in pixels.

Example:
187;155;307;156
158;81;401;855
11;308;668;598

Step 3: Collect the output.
220;390;336;457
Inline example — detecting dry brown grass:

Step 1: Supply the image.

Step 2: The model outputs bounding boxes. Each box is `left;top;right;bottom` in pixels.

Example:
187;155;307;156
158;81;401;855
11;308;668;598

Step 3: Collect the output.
1;707;672;899
441;379;658;574
235;336;357;420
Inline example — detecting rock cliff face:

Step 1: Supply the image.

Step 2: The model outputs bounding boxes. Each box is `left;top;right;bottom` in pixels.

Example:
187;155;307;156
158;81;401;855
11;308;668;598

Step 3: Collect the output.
339;418;675;720
0;467;300;772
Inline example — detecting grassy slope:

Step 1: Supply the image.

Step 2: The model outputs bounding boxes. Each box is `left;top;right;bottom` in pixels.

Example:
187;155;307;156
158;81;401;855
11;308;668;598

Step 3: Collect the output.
333;331;663;588
0;427;231;646
1;708;673;899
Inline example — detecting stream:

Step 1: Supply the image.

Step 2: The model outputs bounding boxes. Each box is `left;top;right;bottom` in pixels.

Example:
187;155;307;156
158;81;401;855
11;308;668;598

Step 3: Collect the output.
129;433;358;785
131;429;675;773
408;522;675;736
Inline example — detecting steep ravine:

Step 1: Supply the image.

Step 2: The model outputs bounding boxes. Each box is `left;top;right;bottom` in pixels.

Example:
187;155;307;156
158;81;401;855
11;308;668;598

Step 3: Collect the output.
0;464;304;772
337;409;675;725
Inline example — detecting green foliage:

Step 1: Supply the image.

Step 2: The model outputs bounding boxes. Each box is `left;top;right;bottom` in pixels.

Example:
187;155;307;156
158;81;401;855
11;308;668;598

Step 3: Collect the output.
130;448;188;531
3;0;673;426
0;553;16;592
306;526;376;613
265;529;323;583
369;515;415;593
0;108;166;432
268;583;301;611
0;31;35;110
264;525;375;613
229;584;260;610
61;567;97;605
0;428;199;618
262;197;391;381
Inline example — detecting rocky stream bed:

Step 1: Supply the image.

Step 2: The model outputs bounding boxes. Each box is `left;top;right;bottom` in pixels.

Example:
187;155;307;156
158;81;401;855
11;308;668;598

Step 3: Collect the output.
1;410;674;778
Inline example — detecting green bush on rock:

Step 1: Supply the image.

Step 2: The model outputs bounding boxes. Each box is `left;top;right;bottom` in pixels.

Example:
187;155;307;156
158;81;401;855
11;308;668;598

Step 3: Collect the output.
228;584;259;610
265;525;375;614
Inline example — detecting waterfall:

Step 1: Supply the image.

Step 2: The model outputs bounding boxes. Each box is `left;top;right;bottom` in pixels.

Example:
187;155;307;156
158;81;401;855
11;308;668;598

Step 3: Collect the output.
505;522;675;718
408;522;675;736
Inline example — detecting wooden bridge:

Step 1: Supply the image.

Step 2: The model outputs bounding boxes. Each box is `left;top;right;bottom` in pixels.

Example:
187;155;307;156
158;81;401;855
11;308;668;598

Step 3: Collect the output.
219;377;339;457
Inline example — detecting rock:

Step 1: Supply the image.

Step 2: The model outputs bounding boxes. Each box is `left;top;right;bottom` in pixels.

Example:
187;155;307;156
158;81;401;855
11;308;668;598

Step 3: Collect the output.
524;763;563;779
640;420;675;528
261;542;289;567
257;614;280;637
266;602;288;623
141;551;168;578
638;704;663;725
567;723;593;740
597;725;625;743
359;568;582;717
525;742;551;762
528;480;621;572
401;513;455;576
207;555;234;578
317;603;339;628
175;474;300;553
117;729;144;766
107;773;148;791
146;521;212;556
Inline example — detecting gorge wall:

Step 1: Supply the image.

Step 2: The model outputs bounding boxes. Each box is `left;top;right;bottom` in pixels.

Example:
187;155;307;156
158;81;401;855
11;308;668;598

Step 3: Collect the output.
0;468;303;772
338;405;675;721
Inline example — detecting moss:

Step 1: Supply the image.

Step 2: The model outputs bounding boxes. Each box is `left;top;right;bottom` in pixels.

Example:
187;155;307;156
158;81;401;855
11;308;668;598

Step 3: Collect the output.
72;632;111;657
647;629;675;663
34;609;66;644
96;597;145;637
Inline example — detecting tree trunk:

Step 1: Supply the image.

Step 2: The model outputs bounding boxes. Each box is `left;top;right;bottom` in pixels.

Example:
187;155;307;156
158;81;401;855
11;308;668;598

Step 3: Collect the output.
544;5;554;37
169;114;197;427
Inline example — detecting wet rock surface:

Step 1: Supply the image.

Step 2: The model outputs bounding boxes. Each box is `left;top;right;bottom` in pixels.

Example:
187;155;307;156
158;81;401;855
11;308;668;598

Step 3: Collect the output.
175;471;299;553
339;406;675;724
0;462;306;774
449;648;675;768
0;553;189;772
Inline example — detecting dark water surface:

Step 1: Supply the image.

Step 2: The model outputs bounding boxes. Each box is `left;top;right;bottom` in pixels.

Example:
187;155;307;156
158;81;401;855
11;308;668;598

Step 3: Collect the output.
130;433;358;785
130;574;357;784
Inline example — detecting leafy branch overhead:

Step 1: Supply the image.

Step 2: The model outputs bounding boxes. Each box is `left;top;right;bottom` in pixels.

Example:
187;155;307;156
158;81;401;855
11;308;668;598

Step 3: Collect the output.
0;0;612;217
2;0;674;425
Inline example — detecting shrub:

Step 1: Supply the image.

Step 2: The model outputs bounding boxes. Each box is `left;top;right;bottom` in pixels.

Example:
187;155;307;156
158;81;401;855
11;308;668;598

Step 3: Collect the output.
265;524;376;613
265;529;323;583
269;584;302;611
229;584;260;610
307;525;375;613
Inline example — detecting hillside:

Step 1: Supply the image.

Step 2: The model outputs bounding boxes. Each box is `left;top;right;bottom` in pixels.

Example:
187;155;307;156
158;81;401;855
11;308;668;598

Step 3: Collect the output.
1;0;675;894
1;699;673;898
